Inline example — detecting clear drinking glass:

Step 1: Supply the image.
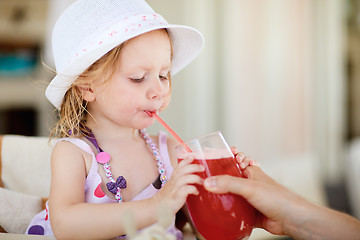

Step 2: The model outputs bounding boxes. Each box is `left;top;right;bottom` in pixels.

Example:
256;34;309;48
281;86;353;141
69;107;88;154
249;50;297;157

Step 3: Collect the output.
175;131;256;240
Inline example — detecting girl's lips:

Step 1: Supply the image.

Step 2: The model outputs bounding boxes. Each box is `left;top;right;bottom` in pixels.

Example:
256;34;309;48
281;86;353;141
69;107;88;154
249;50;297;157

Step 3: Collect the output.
144;110;154;117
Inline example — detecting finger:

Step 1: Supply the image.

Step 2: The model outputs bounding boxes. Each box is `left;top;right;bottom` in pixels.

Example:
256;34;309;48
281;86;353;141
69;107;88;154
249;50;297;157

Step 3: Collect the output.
178;174;204;186
250;159;260;167
176;156;200;171
203;175;252;196
188;186;200;196
170;163;204;184
230;146;238;155
179;162;205;175
239;156;257;169
176;185;200;200
177;155;195;166
172;178;203;199
235;152;246;164
204;167;272;195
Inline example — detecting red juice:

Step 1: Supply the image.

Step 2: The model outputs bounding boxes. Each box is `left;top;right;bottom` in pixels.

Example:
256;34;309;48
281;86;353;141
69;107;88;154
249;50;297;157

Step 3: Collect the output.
181;157;255;240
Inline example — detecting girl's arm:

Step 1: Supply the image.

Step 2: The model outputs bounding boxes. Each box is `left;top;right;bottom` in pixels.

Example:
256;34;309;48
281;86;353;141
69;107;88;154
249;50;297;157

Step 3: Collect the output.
50;140;203;240
49;141;158;240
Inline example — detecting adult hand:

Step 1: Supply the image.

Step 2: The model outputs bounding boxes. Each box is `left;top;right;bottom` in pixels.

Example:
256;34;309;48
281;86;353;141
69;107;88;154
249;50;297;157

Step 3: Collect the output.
203;166;305;236
203;166;360;240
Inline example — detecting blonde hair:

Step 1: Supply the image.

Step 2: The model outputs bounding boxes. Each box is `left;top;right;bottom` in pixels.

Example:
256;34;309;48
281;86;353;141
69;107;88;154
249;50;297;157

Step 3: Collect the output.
50;29;173;138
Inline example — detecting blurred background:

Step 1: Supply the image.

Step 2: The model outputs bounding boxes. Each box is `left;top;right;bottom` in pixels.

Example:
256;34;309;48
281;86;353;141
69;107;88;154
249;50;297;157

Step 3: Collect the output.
0;0;359;239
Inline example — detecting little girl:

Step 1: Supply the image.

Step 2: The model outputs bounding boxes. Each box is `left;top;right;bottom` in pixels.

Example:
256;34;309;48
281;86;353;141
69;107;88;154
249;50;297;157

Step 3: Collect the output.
26;0;253;239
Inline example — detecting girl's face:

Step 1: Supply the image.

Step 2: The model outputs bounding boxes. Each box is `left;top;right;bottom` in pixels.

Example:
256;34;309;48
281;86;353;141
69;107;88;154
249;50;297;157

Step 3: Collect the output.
86;30;171;130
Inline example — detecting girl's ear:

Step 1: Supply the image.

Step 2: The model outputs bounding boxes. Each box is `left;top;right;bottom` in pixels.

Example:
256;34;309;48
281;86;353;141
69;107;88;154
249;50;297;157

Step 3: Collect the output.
80;84;96;102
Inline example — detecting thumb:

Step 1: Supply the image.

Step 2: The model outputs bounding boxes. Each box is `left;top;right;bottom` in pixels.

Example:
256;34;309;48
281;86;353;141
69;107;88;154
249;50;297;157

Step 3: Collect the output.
204;175;248;195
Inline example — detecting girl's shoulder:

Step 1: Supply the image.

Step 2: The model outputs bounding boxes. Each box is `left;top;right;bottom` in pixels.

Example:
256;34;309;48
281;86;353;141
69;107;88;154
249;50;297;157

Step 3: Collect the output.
166;137;179;166
166;136;178;152
54;137;94;154
149;131;177;151
52;137;94;174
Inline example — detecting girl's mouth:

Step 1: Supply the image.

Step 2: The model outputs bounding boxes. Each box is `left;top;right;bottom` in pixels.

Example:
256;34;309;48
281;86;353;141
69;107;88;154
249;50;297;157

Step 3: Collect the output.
144;110;154;117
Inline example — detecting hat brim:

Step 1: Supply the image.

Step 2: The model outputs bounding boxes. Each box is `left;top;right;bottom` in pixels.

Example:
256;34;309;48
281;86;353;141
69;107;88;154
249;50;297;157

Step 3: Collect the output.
45;24;204;110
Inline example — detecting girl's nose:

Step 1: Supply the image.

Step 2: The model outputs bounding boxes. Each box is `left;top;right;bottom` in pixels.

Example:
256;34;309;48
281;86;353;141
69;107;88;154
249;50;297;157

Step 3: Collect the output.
147;76;168;100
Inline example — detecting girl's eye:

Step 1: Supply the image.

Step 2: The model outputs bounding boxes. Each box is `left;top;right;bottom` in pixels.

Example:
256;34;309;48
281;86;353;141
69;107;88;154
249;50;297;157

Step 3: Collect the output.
130;74;168;83
160;75;169;80
130;77;144;83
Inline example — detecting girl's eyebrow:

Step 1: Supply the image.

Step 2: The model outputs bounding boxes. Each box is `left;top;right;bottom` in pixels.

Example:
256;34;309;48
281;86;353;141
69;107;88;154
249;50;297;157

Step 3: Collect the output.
122;62;171;73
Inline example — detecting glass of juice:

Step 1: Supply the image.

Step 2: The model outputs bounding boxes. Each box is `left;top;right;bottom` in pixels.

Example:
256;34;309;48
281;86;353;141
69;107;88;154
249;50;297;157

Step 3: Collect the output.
175;131;256;240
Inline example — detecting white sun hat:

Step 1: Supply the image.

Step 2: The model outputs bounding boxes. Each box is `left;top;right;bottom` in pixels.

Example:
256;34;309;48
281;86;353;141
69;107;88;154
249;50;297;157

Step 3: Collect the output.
45;0;204;109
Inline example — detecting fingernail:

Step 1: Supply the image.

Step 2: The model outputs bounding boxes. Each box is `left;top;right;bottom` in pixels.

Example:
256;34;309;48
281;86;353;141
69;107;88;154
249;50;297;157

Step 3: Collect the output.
240;162;246;169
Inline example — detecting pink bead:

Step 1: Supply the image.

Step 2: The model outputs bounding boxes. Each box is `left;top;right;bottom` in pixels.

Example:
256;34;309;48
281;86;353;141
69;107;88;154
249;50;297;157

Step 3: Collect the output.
96;152;111;164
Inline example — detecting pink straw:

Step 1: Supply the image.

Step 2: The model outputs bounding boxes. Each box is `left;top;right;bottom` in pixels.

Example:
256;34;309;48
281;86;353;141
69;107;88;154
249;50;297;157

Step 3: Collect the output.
145;111;192;152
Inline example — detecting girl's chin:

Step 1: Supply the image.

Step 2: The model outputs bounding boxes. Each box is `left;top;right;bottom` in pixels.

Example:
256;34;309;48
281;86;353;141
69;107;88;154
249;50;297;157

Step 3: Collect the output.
137;118;156;129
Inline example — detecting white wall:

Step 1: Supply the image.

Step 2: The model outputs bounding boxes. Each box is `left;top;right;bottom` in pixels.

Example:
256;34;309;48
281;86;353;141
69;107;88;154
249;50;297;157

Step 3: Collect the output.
148;0;317;162
220;0;314;164
148;1;318;161
147;0;219;139
147;0;347;207
313;0;347;184
146;1;348;237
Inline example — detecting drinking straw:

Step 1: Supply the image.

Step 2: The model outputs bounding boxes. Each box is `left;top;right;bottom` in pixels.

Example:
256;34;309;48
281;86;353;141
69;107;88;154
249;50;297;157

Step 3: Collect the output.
145;111;192;152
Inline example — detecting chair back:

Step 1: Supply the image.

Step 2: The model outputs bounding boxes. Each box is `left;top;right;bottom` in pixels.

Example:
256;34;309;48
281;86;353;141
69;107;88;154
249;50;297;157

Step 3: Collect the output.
0;135;55;197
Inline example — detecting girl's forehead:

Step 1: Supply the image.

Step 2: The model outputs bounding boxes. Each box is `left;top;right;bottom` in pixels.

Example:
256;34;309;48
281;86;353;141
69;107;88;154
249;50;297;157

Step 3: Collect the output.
123;29;171;51
118;30;172;70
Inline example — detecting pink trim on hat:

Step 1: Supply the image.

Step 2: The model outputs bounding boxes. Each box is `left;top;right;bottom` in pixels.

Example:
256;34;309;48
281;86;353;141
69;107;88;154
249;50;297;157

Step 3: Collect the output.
65;13;167;68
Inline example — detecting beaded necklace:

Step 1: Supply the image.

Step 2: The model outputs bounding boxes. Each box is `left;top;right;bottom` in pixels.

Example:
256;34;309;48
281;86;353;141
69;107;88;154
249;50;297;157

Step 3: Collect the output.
83;128;167;203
